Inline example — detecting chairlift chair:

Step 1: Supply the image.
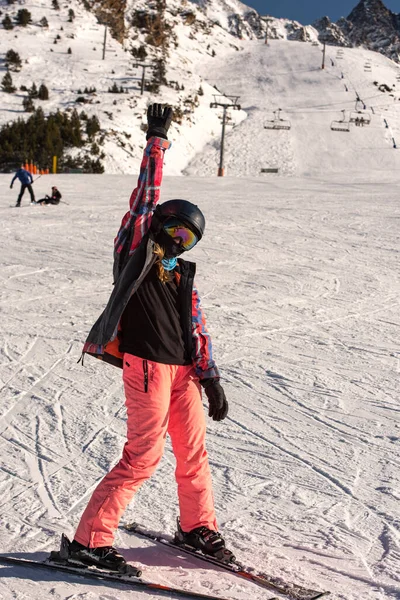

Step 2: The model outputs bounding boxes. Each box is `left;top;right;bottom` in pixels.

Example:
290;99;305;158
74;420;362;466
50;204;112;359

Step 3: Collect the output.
331;110;350;132
349;110;371;125
264;109;291;131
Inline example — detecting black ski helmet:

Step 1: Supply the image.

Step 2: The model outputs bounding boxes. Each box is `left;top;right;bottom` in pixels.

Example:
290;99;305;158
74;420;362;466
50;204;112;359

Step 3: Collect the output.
156;199;205;240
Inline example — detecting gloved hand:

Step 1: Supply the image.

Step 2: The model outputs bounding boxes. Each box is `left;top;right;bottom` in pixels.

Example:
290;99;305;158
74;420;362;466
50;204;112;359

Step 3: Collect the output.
10;184;13;189
200;379;229;421
146;103;173;140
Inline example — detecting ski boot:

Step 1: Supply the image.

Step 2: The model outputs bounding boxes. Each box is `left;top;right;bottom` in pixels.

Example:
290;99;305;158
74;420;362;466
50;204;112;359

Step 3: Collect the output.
50;533;141;576
174;518;236;564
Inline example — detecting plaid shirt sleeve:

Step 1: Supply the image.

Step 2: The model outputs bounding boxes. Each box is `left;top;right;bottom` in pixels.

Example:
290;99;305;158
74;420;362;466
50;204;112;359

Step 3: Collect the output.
191;284;220;380
114;137;171;256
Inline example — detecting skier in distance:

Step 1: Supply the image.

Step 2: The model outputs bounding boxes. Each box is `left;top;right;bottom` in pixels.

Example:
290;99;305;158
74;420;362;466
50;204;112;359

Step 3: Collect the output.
10;166;35;206
63;103;230;573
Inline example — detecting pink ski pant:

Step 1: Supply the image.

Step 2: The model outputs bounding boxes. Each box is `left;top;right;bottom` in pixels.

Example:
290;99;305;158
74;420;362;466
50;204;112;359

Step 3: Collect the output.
74;354;217;548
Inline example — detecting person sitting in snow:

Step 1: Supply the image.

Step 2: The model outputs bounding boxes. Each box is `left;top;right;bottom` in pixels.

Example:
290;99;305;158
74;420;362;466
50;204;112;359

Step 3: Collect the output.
57;103;231;574
37;186;62;205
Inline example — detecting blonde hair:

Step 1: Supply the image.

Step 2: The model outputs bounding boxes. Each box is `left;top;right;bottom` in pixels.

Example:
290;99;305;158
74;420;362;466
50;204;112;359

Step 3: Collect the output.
153;243;171;283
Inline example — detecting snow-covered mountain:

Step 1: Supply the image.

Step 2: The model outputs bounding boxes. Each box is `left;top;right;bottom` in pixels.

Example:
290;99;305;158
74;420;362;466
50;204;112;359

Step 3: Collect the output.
1;0;400;175
314;0;400;62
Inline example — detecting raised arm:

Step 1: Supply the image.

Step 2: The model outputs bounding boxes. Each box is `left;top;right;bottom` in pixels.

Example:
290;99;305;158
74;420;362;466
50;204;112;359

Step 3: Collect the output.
113;104;173;278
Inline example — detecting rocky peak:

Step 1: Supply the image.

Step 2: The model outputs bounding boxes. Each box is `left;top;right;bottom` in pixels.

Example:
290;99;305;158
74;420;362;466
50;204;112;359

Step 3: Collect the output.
313;16;352;47
313;0;400;62
348;0;392;20
347;0;398;31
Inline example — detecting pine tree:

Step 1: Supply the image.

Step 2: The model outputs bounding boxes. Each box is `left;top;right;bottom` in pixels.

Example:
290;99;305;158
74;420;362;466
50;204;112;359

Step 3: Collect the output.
16;8;31;26
38;84;49;100
23;96;34;112
0;107;105;173
108;82;121;93
5;49;22;71
1;71;16;93
86;115;100;138
2;15;13;30
131;45;147;60
40;16;48;28
52;0;60;9
153;58;167;85
29;82;38;98
69;108;84;146
82;157;104;173
67;47;72;54
68;8;75;22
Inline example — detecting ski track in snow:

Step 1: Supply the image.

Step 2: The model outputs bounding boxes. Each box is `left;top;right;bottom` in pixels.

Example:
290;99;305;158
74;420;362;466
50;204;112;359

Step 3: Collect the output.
0;171;399;600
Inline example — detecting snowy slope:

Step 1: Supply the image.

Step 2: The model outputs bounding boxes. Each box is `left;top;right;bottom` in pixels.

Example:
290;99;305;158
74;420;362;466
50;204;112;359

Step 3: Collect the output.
186;39;400;177
0;170;399;600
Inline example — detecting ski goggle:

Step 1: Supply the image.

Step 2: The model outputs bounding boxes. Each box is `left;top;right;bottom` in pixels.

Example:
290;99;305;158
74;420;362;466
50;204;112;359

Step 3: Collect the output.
163;218;198;251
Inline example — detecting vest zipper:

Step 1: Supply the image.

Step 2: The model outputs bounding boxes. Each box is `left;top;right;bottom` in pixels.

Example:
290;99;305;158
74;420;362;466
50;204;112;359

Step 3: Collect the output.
143;359;148;393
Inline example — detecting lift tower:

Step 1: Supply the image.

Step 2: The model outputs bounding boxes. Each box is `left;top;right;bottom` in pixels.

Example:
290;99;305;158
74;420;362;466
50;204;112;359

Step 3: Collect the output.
210;95;241;176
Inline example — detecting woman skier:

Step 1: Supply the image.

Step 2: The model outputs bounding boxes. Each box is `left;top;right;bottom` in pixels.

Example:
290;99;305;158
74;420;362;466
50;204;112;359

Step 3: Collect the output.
64;103;230;573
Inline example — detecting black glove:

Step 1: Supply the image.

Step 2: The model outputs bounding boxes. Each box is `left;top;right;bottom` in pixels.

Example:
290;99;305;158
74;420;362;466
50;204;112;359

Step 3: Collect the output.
200;379;229;421
146;103;173;140
10;184;13;189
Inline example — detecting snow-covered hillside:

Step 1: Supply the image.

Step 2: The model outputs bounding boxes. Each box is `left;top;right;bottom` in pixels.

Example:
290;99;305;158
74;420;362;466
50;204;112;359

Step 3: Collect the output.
2;0;400;175
186;39;400;177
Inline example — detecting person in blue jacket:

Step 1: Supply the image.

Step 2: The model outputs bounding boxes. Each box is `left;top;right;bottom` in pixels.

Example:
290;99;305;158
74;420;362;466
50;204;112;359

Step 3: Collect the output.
10;167;35;206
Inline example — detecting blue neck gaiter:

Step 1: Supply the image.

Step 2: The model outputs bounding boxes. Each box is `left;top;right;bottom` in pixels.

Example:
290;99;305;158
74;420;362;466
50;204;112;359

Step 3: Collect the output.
162;257;178;271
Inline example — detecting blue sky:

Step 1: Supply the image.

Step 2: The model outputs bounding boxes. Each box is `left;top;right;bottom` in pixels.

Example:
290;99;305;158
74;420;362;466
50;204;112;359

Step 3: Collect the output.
244;1;399;24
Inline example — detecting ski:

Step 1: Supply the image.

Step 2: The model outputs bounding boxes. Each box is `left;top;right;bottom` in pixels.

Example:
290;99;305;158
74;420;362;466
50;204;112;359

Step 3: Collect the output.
0;554;233;600
123;523;330;600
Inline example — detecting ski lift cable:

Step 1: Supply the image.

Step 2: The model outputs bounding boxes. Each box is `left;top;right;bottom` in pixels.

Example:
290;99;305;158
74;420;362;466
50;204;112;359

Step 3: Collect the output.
261;54;400;121
273;91;392;116
283;98;368;112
